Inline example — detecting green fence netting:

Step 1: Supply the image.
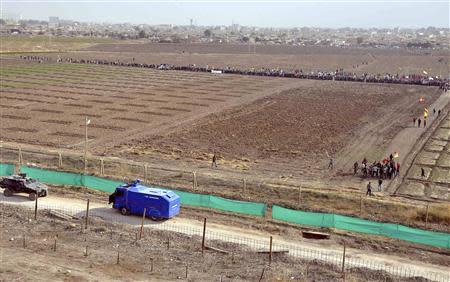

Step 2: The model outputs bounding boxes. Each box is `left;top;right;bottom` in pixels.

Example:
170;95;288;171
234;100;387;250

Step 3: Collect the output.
272;205;450;249
7;164;448;247
19;166;266;217
20;166;123;193
0;164;15;176
173;190;266;216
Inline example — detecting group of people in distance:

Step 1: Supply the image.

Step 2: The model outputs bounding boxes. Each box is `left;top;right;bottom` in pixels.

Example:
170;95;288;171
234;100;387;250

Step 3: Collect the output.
354;154;400;196
18;55;449;88
18;55;50;63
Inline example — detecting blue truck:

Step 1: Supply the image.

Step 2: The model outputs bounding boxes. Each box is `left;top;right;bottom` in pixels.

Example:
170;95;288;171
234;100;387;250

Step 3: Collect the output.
109;180;180;220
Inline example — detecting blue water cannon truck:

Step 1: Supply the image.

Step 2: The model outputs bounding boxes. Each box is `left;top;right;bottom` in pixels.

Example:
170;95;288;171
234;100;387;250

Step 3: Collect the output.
109;180;180;221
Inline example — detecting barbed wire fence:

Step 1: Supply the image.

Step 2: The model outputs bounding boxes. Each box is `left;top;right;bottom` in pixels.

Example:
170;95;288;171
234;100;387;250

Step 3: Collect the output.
0;144;445;227
1;196;448;282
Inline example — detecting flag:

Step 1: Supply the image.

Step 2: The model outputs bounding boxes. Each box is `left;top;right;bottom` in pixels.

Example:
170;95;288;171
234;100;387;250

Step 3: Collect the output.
86;119;91;125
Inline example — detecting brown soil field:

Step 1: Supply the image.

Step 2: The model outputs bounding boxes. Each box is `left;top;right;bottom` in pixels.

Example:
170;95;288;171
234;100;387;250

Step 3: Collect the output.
81;43;450;76
1;203;424;282
122;81;441;182
0;59;302;150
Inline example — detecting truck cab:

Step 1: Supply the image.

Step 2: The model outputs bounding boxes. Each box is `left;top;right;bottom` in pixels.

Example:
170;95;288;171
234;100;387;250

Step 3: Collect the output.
109;180;180;220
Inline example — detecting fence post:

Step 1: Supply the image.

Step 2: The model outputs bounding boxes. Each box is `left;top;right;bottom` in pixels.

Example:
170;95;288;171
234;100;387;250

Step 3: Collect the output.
84;199;90;229
202;218;207;253
359;195;363;215
298;186;302;208
341;243;346;276
243;178;246;195
143;164;148;183
269;236;273;265
34;193;38;220
185;265;188;278
193;171;197;190
18;146;23;167
139;208;146;240
425;204;429;228
58;152;62;168
100;158;104;176
258;267;266;282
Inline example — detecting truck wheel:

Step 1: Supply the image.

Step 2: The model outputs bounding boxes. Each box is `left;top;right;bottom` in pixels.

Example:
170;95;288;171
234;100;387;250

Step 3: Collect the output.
28;193;37;201
150;215;159;221
120;207;130;216
3;189;13;197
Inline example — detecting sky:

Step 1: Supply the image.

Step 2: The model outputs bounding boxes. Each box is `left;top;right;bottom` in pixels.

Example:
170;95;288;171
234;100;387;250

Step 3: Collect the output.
1;1;449;29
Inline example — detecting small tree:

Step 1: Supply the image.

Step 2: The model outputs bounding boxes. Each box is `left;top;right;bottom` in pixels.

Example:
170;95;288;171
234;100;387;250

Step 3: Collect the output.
356;37;364;44
204;29;212;37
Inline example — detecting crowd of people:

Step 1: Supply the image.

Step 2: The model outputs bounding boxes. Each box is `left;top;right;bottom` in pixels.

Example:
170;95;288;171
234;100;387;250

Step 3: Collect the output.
18;55;51;63
354;154;400;188
352;153;402;196
18;55;449;88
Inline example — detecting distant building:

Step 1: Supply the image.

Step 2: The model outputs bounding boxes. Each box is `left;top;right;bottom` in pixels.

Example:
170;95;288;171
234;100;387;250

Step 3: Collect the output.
48;16;59;29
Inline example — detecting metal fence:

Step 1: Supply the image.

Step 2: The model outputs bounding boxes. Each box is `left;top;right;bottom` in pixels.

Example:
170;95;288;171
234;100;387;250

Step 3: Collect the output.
1;196;448;282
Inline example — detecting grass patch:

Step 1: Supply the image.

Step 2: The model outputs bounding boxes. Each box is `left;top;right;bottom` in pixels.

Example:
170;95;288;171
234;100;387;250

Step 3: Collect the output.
1;35;121;52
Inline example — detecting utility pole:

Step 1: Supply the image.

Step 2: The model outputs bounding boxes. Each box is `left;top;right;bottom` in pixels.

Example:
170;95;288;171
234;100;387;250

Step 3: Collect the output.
84;117;90;173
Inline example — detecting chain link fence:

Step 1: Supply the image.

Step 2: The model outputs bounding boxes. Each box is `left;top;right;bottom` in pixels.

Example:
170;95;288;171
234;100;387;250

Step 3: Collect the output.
1;196;448;282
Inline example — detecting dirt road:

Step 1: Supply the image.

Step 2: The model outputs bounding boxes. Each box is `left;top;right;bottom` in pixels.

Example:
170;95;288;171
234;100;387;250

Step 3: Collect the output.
336;90;449;173
1;192;448;282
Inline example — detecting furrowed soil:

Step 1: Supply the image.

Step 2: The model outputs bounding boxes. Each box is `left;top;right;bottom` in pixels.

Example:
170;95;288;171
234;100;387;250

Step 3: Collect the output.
118;81;441;187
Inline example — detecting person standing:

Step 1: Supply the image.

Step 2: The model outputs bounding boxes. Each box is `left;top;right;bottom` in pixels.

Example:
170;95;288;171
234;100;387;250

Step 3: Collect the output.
378;179;383;192
353;161;359;175
212;154;218;168
328;158;334;169
421;167;426;178
418;118;422;128
413;117;416;126
366;182;373;196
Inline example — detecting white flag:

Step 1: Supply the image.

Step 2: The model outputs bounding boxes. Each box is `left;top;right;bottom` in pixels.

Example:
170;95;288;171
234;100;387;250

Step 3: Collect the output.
86;119;91;125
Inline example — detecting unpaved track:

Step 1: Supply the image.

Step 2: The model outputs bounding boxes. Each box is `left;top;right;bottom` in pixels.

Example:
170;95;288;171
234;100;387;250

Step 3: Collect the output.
336;90;450;172
1;192;448;281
